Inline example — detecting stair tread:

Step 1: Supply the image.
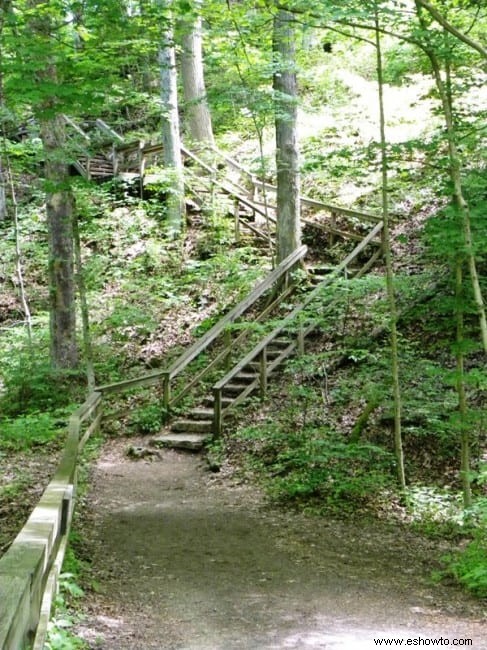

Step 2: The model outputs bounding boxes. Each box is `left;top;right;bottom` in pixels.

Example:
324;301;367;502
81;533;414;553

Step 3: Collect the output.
188;407;215;419
150;433;210;451
171;419;213;433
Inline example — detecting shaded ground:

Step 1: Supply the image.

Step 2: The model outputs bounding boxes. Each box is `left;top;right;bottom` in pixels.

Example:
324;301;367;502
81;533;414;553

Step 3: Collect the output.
73;438;486;649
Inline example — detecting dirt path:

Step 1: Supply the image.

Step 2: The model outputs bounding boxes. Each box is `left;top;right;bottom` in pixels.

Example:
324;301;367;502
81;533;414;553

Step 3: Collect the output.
74;439;486;649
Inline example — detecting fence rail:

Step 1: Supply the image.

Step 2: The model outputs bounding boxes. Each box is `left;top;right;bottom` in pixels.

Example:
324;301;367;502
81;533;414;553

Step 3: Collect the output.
0;393;102;650
213;221;384;436
0;246;307;649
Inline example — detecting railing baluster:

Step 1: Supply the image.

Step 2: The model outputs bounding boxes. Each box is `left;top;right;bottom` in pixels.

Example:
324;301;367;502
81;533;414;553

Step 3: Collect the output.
259;346;268;399
162;371;171;421
213;387;222;437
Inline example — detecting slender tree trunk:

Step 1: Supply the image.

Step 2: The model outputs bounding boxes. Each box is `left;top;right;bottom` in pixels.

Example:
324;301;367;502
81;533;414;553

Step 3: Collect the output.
3;151;33;347
414;4;475;506
455;261;472;508
415;3;487;353
73;214;95;390
0;159;6;221
180;6;214;147
160;12;185;239
375;6;406;489
273;9;301;263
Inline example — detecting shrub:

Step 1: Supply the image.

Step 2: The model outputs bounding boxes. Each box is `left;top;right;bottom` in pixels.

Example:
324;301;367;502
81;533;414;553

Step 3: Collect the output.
237;424;394;513
0;411;66;451
446;535;487;598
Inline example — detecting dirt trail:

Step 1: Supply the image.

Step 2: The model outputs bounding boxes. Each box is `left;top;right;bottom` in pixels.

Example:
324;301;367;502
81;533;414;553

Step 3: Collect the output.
74;439;486;649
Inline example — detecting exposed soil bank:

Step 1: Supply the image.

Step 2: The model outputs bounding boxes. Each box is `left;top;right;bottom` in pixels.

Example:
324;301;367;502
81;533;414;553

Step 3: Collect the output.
74;439;486;649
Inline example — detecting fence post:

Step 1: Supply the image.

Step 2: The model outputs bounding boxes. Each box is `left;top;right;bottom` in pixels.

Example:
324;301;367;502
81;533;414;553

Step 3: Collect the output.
224;328;232;370
298;325;305;356
161;372;171;421
234;198;240;243
138;140;146;198
112;144;119;177
259;347;267;399
213;387;222;437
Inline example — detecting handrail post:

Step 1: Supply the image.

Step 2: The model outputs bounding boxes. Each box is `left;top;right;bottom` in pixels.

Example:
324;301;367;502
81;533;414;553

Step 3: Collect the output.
297;324;305;356
138;140;145;198
224;327;232;370
259;347;267;399
234;198;240;243
112;144;118;176
213;387;222;437
161;371;171;422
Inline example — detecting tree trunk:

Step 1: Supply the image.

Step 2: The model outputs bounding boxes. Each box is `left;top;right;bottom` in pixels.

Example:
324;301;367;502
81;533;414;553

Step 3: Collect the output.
455;261;472;508
160;15;185;239
0;161;6;221
273;9;301;264
180;7;214;147
40;114;78;370
414;3;487;353
375;5;406;490
28;0;79;370
73;213;95;390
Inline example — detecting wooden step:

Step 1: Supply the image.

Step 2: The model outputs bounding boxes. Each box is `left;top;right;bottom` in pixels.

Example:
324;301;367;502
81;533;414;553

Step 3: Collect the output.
223;383;248;395
265;348;284;359
235;371;257;382
188;407;214;420
150;433;210;452
202;395;233;407
171;419;213;433
272;338;290;348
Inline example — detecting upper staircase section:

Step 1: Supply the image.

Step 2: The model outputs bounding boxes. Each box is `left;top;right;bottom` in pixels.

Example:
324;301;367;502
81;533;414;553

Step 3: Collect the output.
63;116;385;252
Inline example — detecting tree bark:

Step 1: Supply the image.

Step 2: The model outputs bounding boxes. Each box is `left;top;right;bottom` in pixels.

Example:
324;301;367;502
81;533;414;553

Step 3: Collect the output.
160;16;185;238
375;4;406;490
41;115;78;370
180;7;214;146
28;0;79;370
273;9;301;264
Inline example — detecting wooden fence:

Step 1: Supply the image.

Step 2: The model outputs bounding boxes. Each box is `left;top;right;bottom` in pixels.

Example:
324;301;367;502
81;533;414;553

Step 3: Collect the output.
0;393;102;650
0;246;307;649
213;221;384;436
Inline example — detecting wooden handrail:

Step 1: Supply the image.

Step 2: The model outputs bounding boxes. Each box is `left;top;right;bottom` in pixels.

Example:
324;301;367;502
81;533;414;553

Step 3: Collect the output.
252;178;383;222
0;392;103;650
96;246;307;396
95;119;124;143
213;223;384;431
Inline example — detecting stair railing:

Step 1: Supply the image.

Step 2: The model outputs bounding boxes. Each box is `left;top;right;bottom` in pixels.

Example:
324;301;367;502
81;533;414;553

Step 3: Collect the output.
213;222;384;436
96;245;307;412
0;392;103;650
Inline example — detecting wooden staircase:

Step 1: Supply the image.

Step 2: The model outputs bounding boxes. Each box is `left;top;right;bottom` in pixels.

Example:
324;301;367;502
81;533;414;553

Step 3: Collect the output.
147;222;383;451
63;115;385;253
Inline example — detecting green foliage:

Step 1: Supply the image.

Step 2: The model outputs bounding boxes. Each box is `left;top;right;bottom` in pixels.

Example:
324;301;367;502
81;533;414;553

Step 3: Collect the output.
45;564;87;650
236;423;394;513
130;403;163;434
444;534;487;598
0;350;84;417
0;411;67;451
381;42;430;85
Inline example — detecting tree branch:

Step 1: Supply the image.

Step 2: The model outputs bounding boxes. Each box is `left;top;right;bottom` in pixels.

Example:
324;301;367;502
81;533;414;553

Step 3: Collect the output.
415;0;487;59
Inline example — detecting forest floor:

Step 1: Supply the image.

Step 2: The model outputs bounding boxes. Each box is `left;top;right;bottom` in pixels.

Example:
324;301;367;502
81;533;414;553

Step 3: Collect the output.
72;437;486;650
